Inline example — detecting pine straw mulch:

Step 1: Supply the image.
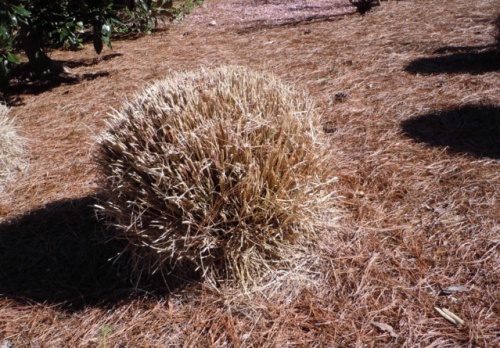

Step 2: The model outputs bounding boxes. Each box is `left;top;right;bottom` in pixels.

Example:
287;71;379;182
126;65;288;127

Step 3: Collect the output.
0;0;499;346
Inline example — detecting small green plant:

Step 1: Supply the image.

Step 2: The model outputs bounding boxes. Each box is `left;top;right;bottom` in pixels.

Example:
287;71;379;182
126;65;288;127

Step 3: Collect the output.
170;0;203;21
96;66;336;286
96;324;114;348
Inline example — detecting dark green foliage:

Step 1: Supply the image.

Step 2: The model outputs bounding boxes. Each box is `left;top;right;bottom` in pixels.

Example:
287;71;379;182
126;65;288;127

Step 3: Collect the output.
0;3;30;90
0;0;188;91
349;0;380;14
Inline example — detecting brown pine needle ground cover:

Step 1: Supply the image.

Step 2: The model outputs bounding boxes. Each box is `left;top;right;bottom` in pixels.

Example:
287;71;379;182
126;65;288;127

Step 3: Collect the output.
0;0;499;346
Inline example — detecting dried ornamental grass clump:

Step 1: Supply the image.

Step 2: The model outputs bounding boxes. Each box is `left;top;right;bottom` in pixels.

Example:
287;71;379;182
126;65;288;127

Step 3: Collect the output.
0;103;26;192
96;66;336;285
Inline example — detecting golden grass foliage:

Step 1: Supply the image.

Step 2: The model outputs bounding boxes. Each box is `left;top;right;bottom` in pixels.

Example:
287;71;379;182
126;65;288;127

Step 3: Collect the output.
0;104;26;192
96;66;336;284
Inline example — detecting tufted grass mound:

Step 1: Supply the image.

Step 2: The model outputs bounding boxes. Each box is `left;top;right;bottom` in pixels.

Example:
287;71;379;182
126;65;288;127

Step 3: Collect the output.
96;66;335;285
0;104;26;193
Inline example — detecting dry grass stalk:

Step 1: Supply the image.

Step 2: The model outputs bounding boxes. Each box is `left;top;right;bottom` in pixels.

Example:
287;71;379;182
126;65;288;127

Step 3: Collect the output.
96;66;336;286
0;104;26;193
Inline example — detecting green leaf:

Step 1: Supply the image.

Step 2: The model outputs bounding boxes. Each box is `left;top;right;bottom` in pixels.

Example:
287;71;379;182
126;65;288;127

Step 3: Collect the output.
101;23;111;38
10;5;31;18
0;25;8;39
93;29;103;54
101;20;112;49
137;0;149;12
9;12;18;27
6;52;20;64
1;57;8;69
93;36;103;54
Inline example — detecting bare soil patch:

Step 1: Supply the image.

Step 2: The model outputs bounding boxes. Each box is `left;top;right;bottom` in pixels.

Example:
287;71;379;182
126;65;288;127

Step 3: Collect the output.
0;0;499;347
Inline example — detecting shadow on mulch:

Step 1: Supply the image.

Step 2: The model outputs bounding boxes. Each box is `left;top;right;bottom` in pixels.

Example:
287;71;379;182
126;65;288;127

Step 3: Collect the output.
237;10;353;34
55;52;123;69
6;71;110;97
401;104;500;159
0;53;122;105
405;45;500;75
0;196;191;311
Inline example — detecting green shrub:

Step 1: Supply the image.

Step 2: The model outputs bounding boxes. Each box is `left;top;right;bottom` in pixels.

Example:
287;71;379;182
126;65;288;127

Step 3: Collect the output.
0;1;192;90
96;66;335;285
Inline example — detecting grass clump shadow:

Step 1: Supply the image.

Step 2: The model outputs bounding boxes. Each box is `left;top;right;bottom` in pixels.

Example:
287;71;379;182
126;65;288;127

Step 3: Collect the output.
404;48;500;75
0;197;135;310
401;104;500;159
95;66;337;288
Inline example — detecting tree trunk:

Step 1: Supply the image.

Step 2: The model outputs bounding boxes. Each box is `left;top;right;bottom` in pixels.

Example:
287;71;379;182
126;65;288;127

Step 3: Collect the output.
20;25;62;78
